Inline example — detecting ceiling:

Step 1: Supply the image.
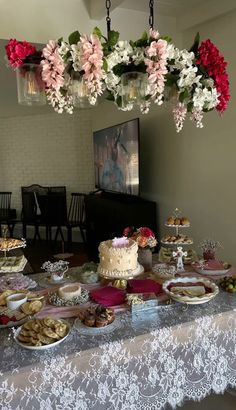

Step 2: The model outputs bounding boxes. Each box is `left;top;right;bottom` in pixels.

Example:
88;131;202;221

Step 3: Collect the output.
0;0;236;118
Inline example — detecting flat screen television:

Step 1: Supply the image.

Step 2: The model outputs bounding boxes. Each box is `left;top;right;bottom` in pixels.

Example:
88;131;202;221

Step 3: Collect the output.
93;118;140;196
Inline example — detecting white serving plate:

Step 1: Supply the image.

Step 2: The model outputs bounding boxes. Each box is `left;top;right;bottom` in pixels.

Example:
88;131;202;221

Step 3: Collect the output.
165;223;190;228
74;317;117;335
14;319;71;350
163;276;219;305
192;263;231;276
0;298;45;329
161;240;193;246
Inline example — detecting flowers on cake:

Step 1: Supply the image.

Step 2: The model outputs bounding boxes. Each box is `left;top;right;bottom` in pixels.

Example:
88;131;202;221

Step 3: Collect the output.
112;237;129;247
123;226;157;249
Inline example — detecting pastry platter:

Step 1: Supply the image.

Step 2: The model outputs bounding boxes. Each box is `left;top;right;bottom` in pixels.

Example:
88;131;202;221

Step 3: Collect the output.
163;276;219;305
14;318;71;350
0;273;37;292
0;295;45;328
74;317;117;335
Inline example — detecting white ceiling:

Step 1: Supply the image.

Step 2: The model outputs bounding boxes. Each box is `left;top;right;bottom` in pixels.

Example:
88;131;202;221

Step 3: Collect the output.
0;0;236;118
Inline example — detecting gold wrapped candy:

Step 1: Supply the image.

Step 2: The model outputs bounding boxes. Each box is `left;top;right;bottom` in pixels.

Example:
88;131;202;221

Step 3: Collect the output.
112;279;127;289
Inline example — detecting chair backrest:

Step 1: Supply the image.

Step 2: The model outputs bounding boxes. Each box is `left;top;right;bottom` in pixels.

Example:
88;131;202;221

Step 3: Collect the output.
21;185;48;221
0;192;12;210
68;193;86;225
46;190;67;226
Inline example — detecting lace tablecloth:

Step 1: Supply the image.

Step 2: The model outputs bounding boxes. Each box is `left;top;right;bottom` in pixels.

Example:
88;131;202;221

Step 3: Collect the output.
0;289;236;409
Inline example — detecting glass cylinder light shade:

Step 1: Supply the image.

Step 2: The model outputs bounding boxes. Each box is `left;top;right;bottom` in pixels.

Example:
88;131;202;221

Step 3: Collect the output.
16;63;46;106
70;72;94;109
121;71;148;109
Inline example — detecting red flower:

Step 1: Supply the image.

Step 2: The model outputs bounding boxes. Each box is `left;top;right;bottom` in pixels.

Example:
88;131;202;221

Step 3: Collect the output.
139;227;155;238
123;226;134;237
5;39;36;68
196;39;230;113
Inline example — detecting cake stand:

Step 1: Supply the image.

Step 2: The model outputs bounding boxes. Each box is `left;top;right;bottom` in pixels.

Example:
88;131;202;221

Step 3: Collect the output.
98;263;144;281
0;227;27;272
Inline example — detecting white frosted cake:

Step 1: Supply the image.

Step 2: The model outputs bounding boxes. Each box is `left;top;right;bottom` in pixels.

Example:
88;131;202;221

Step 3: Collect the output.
97;237;143;279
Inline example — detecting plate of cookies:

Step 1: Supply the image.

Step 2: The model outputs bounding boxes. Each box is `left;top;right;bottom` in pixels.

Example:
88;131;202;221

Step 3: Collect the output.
0;290;45;328
14;317;70;350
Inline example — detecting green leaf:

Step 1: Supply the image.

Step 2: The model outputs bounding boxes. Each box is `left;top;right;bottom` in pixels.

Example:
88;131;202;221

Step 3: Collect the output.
179;89;189;103
165;73;179;86
57;37;63;46
189;32;200;54
68;30;80;45
93;27;102;39
106;91;115;101
108;30;119;47
160;35;172;43
187;102;193;112
63;50;71;63
141;31;148;42
103;58;108;72
60;87;67;96
116;95;122;107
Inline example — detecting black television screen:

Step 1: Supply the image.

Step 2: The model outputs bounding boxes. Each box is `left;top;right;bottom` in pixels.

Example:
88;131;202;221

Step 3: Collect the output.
93;118;140;196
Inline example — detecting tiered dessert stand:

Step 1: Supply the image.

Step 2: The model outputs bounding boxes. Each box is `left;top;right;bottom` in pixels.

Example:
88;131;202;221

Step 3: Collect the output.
0;227;27;273
161;209;193;270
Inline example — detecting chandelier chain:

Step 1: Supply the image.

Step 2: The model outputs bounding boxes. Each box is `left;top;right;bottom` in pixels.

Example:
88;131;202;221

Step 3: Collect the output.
106;0;111;35
149;0;154;29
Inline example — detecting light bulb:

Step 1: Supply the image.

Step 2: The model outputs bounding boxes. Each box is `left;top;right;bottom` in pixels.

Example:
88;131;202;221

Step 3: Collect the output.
24;70;39;97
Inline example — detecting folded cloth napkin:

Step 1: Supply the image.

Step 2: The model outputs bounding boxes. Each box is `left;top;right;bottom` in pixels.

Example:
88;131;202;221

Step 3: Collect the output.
90;286;126;307
127;279;162;294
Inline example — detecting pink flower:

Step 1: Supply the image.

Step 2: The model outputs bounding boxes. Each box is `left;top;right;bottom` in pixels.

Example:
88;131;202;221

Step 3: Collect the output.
41;40;65;91
5;39;36;68
145;38;168;102
79;34;104;104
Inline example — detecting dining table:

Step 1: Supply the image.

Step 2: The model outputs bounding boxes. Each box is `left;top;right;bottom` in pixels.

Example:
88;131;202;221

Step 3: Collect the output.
0;266;236;410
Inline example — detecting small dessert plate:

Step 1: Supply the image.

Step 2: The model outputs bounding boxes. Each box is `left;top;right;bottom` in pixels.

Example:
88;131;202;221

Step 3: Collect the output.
74;317;117;335
192;262;231;276
38;273;76;288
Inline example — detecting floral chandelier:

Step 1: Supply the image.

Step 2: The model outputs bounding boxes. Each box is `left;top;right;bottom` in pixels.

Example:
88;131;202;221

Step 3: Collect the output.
5;0;230;132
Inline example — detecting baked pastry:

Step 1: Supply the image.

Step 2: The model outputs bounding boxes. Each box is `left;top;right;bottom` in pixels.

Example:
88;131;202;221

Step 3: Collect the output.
181;217;190;226
18;317;69;346
166;216;175;225
174;218;181;225
80;305;115;328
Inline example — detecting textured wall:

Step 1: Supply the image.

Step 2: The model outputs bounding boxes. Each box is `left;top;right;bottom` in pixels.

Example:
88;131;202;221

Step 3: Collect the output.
0;111;95;237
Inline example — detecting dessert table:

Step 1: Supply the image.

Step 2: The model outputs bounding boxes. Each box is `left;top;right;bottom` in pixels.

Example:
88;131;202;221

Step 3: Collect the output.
0;269;236;410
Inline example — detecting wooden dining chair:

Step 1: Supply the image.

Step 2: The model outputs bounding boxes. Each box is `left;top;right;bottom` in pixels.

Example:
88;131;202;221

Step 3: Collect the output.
67;193;87;251
21;185;49;240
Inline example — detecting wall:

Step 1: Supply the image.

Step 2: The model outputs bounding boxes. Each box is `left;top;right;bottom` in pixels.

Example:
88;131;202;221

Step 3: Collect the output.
92;10;236;264
0;111;94;237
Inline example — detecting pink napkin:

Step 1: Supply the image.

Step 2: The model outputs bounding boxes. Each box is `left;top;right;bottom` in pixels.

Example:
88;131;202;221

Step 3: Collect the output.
90;286;126;307
127;279;162;294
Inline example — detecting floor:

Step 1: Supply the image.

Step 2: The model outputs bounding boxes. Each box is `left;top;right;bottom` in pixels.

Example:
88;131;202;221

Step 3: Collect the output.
23;240;236;409
23;239;89;273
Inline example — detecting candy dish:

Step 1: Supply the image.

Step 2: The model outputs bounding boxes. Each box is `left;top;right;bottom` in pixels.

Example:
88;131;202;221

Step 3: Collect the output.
152;263;176;280
163;277;219;305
